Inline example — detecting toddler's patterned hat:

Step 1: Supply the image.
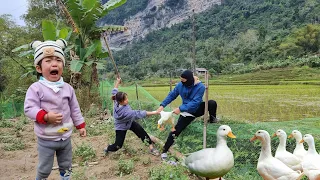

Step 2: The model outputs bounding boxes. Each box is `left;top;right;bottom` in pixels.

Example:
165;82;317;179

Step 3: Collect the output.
30;39;67;66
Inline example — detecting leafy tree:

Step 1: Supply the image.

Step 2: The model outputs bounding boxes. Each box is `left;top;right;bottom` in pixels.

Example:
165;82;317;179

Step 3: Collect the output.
55;0;127;88
0;15;30;96
279;24;320;57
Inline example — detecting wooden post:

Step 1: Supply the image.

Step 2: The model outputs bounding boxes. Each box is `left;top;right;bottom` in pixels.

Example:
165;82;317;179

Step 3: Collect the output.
135;83;141;109
203;70;209;149
191;9;196;74
170;71;172;92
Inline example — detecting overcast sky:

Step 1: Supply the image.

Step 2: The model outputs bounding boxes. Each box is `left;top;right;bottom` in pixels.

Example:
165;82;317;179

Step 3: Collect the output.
0;0;28;26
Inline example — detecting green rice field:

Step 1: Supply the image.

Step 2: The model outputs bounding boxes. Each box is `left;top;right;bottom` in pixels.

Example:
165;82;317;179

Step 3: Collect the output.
144;84;320;122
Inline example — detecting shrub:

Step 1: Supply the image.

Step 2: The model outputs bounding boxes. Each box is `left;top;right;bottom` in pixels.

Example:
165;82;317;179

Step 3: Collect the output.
73;143;96;163
117;158;134;176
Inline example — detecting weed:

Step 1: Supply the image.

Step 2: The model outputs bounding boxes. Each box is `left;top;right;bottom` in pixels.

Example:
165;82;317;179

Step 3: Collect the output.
123;143;138;156
73;142;96;163
86;104;100;118
0;136;18;143
129;175;141;180
3;139;25;151
148;164;189;180
86;121;112;136
141;156;151;165
117;158;134;176
72;166;98;180
0;119;14;128
20;116;29;125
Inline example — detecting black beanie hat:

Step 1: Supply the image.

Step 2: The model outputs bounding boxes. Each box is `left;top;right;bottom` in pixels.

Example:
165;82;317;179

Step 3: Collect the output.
180;70;194;87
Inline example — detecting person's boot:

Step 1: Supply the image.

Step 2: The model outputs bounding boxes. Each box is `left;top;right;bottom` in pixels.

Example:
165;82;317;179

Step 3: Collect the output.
60;170;71;180
60;176;70;180
209;115;219;123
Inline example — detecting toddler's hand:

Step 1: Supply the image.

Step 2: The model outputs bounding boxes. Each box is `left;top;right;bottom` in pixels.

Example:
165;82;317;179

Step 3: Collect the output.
46;112;63;125
79;128;86;137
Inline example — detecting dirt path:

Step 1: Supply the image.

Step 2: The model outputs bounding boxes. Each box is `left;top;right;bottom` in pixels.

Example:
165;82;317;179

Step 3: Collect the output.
0;119;187;180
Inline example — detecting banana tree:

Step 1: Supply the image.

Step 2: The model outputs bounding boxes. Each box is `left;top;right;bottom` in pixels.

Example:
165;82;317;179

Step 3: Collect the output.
56;0;127;87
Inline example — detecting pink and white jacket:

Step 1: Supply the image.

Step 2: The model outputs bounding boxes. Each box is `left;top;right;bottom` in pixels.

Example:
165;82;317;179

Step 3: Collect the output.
24;82;85;141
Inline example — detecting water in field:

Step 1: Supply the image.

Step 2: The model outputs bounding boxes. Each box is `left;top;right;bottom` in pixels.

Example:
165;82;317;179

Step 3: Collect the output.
144;84;320;122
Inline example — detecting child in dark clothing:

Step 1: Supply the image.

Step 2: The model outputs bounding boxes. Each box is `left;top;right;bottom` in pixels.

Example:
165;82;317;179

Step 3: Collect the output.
104;77;160;155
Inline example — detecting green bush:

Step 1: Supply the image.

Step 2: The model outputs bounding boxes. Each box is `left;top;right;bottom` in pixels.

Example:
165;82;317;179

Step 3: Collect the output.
74;143;96;163
117;158;134;176
148;164;189;180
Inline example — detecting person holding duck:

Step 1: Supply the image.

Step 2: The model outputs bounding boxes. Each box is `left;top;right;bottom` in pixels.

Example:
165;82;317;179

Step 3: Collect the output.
156;69;218;162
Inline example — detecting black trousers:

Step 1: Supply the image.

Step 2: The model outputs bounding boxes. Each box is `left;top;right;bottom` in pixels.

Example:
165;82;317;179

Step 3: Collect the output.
162;100;217;153
107;121;153;152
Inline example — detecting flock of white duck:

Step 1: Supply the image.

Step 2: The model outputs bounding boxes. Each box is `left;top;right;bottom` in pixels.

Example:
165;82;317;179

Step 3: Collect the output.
183;125;320;180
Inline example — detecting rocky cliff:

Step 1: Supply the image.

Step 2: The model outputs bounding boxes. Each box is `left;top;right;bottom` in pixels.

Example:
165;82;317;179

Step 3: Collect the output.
105;0;221;50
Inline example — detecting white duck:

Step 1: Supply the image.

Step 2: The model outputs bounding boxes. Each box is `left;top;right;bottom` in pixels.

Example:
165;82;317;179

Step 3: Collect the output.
157;111;175;131
185;125;236;180
273;129;302;171
288;130;307;161
250;130;304;180
300;134;320;180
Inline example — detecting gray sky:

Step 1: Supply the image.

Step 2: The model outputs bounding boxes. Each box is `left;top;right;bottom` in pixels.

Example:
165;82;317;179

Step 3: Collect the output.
0;0;28;26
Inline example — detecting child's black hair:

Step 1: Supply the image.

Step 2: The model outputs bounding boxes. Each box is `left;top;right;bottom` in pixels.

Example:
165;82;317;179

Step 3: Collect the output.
111;92;127;103
36;60;42;79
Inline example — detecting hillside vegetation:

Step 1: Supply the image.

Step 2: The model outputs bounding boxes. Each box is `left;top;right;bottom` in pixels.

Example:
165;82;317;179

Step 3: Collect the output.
102;0;320;81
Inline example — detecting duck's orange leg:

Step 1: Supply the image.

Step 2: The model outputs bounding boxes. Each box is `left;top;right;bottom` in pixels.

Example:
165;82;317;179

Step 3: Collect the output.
160;125;165;131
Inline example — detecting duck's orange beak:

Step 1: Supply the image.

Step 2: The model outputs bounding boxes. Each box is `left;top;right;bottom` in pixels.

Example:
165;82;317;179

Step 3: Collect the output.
299;139;305;143
250;135;257;142
288;134;293;138
272;133;277;137
227;131;236;138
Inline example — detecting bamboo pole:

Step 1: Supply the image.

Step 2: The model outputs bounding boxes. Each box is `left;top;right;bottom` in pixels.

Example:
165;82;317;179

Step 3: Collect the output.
102;33;120;79
203;70;209;149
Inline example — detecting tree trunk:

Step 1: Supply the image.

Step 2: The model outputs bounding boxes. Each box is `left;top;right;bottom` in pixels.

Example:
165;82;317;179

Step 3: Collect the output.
70;72;81;89
91;62;99;87
69;50;82;89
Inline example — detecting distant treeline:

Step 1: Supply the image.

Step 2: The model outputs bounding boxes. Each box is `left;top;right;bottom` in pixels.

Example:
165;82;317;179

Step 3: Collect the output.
100;0;320;80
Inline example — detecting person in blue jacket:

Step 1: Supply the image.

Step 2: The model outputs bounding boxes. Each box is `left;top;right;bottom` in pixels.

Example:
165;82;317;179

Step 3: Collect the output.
104;77;160;156
156;70;218;161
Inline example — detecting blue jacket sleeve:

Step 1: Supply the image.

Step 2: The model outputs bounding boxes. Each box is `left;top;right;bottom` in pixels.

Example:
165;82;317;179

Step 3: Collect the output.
179;85;205;112
112;88;118;95
120;109;147;121
160;84;180;107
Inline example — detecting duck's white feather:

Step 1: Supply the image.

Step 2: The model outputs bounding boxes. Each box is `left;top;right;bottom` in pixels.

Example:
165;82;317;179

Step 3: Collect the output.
251;130;304;180
301;134;320;180
185;125;236;179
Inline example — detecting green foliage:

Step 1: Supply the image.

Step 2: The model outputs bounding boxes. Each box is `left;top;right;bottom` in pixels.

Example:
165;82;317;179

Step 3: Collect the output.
0;119;14;128
165;0;186;9
148;164;189;180
106;0;320;80
279;24;320;57
72;166;98;180
117;158;134;176
42;20;56;40
3;139;25;151
74;142;96;162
